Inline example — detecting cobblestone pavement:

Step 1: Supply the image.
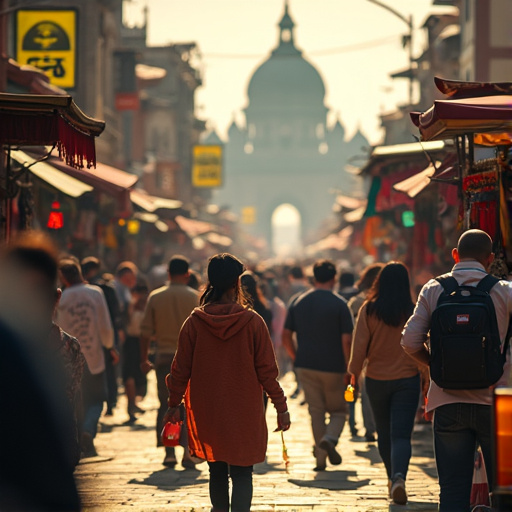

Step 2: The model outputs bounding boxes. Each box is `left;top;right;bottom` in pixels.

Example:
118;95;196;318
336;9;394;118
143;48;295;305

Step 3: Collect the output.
75;372;440;511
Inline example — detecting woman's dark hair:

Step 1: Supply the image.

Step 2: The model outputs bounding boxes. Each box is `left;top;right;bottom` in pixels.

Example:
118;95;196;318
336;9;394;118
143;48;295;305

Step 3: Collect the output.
365;261;414;327
200;253;249;307
355;262;385;292
240;271;268;310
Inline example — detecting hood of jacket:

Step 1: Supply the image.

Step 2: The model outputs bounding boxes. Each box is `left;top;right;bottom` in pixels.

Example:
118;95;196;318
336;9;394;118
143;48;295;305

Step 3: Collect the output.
191;303;254;341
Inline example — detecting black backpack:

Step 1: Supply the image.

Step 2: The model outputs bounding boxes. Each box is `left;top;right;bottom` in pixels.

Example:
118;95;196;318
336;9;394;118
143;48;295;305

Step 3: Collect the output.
429;273;509;390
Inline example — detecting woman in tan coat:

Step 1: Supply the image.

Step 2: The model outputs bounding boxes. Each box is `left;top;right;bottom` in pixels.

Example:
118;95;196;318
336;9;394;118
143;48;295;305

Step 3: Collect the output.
165;253;290;512
348;261;420;506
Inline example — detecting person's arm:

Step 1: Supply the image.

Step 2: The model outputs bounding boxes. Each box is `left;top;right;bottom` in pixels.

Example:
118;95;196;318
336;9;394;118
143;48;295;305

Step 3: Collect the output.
139;334;153;374
166;320;195;406
401;284;433;368
347;304;371;382
342;333;352;370
282;328;296;361
139;297;154;374
97;289;114;350
253;317;290;431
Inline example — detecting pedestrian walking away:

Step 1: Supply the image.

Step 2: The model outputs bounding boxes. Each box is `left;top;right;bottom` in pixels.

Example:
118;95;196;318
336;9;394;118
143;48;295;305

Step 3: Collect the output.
57;258;117;459
348;261;421;505
402;229;512;512
282;259;353;471
347;262;384;443
165;253;290;512
140;255;200;468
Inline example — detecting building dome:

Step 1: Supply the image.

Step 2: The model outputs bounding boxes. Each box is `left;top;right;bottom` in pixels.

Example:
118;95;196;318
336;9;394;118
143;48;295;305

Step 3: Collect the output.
246;2;326;111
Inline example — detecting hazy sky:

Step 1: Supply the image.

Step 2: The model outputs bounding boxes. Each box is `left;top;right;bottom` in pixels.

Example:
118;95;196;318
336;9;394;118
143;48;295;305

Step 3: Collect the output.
124;0;449;145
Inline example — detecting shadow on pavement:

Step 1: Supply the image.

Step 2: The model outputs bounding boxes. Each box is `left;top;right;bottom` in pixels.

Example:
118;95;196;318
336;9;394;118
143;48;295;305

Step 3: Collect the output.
389;501;439;511
98;421;154;433
288;470;370;490
129;467;208;490
254;460;289;475
353;444;381;465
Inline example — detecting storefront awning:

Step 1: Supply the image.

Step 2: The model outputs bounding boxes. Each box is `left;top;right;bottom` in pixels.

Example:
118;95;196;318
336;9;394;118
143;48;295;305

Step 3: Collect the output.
10;150;93;198
410;77;512;142
0;92;105;169
393;162;437;198
47;156;139;195
175;215;215;237
360;140;448;175
305;226;354;255
130;189;182;212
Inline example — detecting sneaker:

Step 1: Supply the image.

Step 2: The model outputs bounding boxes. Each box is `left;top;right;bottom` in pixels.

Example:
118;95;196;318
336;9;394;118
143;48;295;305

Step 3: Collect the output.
390;476;407;505
81;432;98;458
319;438;342;465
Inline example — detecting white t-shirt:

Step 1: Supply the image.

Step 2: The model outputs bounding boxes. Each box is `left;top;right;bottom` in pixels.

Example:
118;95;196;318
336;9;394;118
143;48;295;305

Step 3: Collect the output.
57;283;114;375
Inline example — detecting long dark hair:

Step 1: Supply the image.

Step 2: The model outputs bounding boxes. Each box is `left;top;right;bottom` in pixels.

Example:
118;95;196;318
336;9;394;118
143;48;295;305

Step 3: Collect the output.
200;253;250;307
240;271;268;310
365;261;414;327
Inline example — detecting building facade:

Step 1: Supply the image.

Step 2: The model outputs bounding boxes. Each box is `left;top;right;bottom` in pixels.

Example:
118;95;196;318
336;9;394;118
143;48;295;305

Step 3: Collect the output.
213;3;368;252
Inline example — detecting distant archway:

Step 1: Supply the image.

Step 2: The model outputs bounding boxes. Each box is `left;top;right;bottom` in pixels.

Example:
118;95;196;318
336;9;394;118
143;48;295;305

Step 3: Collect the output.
271;203;302;258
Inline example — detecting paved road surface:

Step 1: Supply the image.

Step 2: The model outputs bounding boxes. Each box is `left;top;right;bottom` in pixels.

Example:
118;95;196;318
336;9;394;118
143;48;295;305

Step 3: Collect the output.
75;372;440;511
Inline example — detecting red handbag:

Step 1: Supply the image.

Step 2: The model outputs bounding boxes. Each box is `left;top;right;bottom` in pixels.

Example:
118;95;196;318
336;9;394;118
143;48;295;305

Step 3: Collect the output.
161;422;182;447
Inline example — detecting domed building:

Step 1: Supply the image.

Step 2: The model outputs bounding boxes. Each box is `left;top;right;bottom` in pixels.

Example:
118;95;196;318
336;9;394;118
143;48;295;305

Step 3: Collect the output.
213;2;368;255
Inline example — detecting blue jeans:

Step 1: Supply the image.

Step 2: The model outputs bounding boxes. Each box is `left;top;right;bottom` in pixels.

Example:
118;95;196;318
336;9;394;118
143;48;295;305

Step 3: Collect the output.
207;461;253;512
366;374;420;480
434;402;493;512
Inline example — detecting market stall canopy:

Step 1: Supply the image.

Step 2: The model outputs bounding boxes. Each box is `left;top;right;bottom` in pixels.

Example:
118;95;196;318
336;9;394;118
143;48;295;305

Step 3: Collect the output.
360;140;448;175
10;150;93;198
130;189;182;212
47;156;138;195
410;77;512;142
305;225;354;256
0;92;105;169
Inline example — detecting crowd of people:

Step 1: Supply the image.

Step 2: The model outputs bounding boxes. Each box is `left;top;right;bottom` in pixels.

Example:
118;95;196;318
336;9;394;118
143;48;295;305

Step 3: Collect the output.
1;228;509;512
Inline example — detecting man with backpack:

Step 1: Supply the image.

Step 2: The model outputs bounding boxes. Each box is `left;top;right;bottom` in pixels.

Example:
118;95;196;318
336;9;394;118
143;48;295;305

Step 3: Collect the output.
402;229;512;512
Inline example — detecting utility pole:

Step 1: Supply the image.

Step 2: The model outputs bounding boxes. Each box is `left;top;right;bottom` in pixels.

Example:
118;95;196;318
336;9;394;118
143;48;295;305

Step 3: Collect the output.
367;0;414;106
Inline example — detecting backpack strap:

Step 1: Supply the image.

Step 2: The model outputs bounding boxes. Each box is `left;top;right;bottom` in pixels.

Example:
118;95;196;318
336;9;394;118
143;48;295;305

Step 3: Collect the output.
435;275;459;295
476;273;500;293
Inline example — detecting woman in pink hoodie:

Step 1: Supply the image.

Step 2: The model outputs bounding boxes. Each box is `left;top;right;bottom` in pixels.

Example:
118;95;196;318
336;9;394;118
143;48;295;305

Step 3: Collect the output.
165;253;290;512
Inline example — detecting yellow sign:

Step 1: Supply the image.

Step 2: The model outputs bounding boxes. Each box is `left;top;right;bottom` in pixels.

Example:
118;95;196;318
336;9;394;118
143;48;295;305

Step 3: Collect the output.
241;207;256;225
16;10;77;89
192;145;223;187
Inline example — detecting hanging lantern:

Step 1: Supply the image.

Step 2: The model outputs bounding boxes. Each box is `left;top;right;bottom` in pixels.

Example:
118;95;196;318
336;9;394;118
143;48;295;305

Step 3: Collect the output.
47;200;64;229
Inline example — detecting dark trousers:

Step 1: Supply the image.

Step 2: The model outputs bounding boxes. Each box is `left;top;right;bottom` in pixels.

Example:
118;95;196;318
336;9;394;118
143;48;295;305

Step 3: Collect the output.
434;402;493;512
366;374;420;480
81;367;107;438
103;348;118;409
207;461;253;512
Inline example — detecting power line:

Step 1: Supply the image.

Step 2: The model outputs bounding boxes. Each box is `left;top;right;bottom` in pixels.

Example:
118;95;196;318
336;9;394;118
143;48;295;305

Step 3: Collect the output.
201;34;400;59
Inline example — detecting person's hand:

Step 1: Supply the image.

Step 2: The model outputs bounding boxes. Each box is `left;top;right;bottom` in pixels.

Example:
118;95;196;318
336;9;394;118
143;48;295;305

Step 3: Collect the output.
163;405;182;424
110;348;120;365
140;359;154;374
275;411;291;432
344;373;355;387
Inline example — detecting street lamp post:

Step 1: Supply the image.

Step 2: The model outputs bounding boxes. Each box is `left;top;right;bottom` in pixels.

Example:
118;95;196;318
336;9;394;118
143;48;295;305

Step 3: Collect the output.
367;0;414;106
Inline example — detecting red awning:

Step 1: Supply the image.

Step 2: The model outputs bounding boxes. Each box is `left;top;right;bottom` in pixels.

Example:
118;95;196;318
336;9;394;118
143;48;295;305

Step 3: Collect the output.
47;156;138;195
410;77;512;141
0;92;105;169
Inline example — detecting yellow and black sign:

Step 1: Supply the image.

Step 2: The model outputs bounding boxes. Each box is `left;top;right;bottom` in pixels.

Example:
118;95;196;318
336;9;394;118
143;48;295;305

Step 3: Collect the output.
16;10;77;89
192;145;223;188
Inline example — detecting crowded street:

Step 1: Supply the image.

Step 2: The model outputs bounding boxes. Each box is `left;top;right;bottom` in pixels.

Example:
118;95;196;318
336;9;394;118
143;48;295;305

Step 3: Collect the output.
75;372;439;511
2;1;512;511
